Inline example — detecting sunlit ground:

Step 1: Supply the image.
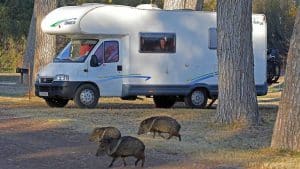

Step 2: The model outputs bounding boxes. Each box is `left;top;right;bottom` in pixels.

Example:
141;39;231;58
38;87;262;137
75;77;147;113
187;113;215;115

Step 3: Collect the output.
0;76;299;168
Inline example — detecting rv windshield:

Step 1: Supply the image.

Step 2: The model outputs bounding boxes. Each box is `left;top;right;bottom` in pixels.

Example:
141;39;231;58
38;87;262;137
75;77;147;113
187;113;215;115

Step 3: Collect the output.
54;39;98;63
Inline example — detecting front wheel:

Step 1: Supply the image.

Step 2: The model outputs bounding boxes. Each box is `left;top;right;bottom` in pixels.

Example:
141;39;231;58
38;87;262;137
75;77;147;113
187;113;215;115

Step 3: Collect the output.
153;96;176;108
184;88;208;108
74;84;99;108
45;98;69;108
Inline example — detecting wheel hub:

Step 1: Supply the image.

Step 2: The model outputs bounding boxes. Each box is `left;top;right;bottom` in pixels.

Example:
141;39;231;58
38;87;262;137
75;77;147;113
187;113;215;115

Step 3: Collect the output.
80;89;95;105
191;91;204;106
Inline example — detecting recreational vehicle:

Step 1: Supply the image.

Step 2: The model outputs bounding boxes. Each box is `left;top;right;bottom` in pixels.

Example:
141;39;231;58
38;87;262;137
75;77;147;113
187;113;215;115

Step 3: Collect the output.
35;4;268;108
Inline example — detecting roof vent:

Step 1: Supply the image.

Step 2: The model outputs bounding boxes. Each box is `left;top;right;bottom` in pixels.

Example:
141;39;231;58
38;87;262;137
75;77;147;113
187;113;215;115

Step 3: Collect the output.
136;4;161;10
81;3;102;6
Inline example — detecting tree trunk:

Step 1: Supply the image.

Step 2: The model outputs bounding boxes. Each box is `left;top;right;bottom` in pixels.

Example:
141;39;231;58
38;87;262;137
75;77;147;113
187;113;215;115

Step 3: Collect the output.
164;0;204;10
22;3;36;86
271;9;300;152
216;0;259;125
32;0;57;93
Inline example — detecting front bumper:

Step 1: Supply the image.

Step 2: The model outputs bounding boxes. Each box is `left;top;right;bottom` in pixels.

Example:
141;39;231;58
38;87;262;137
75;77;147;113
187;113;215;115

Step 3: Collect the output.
35;81;81;99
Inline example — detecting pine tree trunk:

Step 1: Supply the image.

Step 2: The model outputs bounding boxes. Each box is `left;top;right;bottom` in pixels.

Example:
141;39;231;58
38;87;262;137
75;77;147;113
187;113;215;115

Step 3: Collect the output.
216;0;259;125
271;9;300;151
22;3;36;86
32;0;57;93
164;0;204;10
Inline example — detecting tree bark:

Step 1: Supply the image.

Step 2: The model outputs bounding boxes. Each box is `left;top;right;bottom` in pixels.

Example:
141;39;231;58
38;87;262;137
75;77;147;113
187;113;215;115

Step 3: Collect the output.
164;0;204;10
22;3;36;86
216;0;260;125
271;9;300;152
32;0;57;93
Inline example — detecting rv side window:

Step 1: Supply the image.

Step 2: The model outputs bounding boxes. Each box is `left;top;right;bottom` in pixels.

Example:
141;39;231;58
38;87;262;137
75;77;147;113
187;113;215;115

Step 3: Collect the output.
140;33;176;53
209;28;217;50
104;41;119;63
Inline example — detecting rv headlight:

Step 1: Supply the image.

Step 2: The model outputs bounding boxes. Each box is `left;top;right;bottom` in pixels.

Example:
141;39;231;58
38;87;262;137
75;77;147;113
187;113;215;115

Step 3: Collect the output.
54;74;69;81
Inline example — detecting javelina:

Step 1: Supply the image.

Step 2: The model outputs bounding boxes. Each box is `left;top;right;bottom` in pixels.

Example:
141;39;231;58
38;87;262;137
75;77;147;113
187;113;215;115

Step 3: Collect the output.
96;136;145;167
89;127;121;142
137;116;181;141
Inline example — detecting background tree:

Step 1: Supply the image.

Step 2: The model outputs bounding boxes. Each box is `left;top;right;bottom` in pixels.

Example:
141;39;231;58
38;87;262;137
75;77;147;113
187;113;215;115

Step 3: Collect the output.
0;0;33;73
203;0;216;11
216;0;259;125
22;3;36;85
253;0;296;71
164;0;204;10
34;0;57;65
271;9;300;152
29;0;57;92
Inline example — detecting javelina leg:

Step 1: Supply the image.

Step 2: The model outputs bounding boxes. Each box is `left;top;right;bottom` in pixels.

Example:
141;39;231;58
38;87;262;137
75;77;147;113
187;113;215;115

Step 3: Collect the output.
152;131;156;138
175;133;181;141
122;157;127;166
141;153;145;167
108;157;117;168
167;134;173;140
178;134;181;141
158;131;166;138
135;159;140;166
135;153;145;167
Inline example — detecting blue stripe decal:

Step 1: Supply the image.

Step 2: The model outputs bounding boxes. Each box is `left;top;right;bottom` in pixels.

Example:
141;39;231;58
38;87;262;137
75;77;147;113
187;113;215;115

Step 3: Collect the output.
98;74;151;82
188;72;218;84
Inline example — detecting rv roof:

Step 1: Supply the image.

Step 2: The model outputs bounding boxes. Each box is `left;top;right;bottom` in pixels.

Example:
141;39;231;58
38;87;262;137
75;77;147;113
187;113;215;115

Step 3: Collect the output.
41;3;265;36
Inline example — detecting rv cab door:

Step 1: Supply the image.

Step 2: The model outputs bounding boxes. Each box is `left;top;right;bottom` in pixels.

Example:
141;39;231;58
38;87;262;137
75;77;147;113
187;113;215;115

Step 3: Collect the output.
88;39;123;97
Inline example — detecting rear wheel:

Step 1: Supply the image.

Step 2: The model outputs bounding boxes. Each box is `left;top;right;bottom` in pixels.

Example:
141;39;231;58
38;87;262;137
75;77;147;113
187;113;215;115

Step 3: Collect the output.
74;84;99;108
153;96;176;108
45;98;69;108
267;61;281;84
184;88;208;108
272;63;281;83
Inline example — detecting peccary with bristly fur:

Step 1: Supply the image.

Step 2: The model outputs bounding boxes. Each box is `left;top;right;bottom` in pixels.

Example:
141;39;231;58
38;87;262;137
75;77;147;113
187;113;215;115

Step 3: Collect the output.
137;116;181;141
96;136;145;167
89;127;121;142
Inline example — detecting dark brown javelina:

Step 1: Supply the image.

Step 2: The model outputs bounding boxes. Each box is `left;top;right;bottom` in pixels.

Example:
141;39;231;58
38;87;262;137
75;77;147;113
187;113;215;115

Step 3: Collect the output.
137;116;181;141
96;136;145;167
89;127;121;142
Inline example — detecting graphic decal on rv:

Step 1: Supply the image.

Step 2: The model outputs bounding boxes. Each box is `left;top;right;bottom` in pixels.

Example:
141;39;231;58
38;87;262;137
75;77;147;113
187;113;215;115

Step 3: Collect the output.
98;74;151;82
50;18;77;27
187;72;218;83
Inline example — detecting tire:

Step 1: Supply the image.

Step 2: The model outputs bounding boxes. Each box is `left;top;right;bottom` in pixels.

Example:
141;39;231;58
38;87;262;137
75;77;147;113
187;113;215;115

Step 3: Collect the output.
153;96;176;108
74;84;99;108
45;98;69;108
271;63;280;83
267;61;281;84
184;88;208;108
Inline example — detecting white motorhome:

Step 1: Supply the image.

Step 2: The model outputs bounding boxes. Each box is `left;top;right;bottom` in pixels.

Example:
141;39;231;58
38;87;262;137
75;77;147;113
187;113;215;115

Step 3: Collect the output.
35;3;268;108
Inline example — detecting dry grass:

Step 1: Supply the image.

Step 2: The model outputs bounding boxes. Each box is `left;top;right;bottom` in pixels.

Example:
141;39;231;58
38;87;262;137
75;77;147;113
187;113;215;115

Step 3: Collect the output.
0;76;299;168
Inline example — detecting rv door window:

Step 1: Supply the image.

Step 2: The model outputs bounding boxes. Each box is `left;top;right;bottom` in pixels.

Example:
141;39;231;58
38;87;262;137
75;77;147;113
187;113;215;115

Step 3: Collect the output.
140;33;176;53
94;41;119;64
104;41;119;63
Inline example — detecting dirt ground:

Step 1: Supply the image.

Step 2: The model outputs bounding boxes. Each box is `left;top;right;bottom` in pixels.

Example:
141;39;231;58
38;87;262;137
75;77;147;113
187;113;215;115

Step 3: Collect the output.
0;76;299;169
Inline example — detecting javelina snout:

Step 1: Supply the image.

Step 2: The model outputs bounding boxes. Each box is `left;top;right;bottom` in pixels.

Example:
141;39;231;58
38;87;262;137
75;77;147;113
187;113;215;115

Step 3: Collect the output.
96;136;145;167
138;116;181;141
137;117;156;135
89;126;121;142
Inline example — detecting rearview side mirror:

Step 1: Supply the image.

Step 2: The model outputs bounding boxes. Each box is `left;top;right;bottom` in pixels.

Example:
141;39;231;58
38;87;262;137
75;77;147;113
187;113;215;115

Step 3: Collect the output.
90;55;99;67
